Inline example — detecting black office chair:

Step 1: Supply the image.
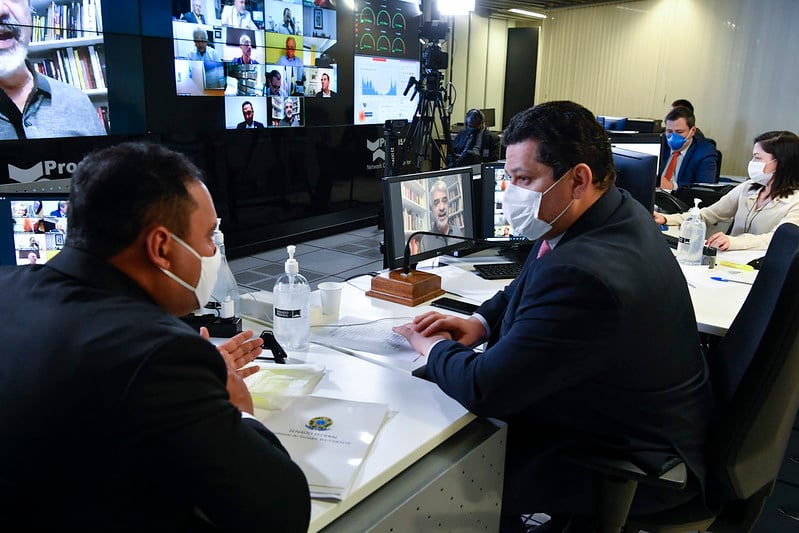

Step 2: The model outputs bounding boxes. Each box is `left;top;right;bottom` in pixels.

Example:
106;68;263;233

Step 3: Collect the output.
655;190;689;214
564;222;799;533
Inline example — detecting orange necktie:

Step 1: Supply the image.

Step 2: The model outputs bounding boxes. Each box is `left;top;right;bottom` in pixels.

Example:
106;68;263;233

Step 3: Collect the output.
660;150;680;190
536;240;552;259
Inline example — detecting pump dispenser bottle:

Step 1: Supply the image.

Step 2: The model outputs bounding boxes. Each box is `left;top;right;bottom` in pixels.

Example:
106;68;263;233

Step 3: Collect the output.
210;218;240;319
677;198;706;266
272;245;310;350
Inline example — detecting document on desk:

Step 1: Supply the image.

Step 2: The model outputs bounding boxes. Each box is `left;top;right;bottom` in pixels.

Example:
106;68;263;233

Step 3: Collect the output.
310;316;422;372
258;395;389;500
419;264;501;301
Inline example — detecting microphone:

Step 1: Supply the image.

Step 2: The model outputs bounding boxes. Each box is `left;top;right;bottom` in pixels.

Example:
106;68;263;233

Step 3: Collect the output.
402;231;526;275
403;76;417;96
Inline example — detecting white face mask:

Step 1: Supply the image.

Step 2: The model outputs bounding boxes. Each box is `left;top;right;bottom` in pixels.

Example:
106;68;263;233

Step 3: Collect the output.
748;160;774;186
502;170;574;241
159;233;221;310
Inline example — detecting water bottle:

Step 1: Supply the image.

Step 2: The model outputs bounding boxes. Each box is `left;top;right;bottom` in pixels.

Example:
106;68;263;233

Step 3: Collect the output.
676;198;706;265
272;245;310;351
210;218;240;319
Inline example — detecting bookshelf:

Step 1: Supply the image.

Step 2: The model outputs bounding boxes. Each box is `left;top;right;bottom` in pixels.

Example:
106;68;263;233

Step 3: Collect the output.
446;180;464;230
400;179;429;241
28;0;108;130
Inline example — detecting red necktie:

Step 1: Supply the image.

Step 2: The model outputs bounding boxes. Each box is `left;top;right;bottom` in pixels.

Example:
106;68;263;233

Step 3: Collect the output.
536;240;552;259
660;151;680;190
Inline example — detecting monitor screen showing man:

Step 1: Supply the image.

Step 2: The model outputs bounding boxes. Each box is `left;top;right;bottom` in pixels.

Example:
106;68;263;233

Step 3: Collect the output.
0;0;107;139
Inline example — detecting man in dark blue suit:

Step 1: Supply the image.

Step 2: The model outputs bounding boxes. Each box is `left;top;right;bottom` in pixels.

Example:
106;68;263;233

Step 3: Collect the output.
181;0;206;24
659;105;717;189
394;101;713;532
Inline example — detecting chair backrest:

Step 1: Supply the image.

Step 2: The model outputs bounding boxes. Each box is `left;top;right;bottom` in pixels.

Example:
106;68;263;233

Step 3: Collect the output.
714;149;723;183
706;223;799;505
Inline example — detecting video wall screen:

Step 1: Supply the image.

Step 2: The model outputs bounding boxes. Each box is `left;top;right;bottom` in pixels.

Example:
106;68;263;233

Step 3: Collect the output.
1;0;423;143
1;0;109;141
165;0;421;131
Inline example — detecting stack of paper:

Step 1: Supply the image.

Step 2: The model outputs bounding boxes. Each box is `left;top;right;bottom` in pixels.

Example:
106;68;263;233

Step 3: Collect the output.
245;363;325;410
259;395;390;500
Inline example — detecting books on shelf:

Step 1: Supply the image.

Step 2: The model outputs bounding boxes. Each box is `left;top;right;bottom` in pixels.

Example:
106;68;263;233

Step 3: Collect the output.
32;0;104;41
258;395;390;500
31;45;106;91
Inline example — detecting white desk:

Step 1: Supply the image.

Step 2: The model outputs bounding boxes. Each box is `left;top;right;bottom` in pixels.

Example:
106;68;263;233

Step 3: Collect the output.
236;242;758;528
240;324;506;532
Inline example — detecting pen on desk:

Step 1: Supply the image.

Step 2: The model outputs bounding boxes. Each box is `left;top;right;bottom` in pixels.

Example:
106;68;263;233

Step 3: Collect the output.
718;260;755;272
711;276;753;285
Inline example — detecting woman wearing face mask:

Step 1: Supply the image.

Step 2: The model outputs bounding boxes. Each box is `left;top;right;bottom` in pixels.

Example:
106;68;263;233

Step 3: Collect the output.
653;130;799;250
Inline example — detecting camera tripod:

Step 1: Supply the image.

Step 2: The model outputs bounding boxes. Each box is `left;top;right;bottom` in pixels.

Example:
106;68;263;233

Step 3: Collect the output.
385;69;452;176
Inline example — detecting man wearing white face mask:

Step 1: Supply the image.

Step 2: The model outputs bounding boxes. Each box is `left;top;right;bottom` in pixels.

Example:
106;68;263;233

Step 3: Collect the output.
655;130;799;250
394;101;712;532
0;143;311;530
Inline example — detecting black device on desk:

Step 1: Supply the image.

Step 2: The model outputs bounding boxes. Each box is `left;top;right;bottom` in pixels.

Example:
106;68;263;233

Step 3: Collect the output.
257;330;287;364
431;297;479;315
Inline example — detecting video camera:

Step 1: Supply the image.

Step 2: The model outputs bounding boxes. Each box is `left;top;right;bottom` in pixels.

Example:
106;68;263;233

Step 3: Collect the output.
420;21;449;71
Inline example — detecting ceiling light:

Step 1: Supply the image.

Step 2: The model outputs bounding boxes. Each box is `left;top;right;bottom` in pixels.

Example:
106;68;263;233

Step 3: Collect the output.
438;0;475;16
508;8;547;19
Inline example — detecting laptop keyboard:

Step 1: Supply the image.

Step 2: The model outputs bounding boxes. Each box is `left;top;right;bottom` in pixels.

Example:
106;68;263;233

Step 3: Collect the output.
663;233;679;249
473;262;523;280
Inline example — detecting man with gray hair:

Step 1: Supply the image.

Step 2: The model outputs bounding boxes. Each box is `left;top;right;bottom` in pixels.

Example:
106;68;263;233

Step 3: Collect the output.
231;33;258;65
187;26;219;61
0;0;107;139
417;179;463;252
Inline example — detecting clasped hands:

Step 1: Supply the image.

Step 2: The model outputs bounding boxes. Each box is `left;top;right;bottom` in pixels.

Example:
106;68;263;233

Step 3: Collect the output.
392;311;487;356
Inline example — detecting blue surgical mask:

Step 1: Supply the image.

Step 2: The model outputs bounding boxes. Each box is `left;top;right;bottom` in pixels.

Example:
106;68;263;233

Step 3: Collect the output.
666;132;688;151
468;127;480;134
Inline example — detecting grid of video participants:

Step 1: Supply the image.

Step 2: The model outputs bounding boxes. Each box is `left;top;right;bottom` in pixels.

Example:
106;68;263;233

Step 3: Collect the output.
172;0;338;129
10;199;68;266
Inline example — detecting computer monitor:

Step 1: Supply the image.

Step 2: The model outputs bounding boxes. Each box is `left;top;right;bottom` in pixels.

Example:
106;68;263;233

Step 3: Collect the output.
610;139;662;170
382;167;475;270
479;108;496;129
598;115;628;131
612;147;659;213
479;160;526;241
0;193;70;266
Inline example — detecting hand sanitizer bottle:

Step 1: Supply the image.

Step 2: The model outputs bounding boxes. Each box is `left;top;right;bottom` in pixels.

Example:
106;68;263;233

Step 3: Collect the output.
677;198;706;266
210;218;239;319
273;245;310;351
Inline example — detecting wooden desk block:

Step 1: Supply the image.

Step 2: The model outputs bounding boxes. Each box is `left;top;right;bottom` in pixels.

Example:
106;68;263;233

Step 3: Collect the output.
366;269;445;307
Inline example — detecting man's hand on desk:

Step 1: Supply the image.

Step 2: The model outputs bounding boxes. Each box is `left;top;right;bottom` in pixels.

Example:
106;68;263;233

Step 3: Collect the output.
392;311;488;354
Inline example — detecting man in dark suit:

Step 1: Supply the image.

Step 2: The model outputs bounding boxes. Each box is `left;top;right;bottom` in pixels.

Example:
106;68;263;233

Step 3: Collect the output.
659;105;717;189
394;101;712;532
181;0;206;24
236;100;264;129
0;143;310;530
446;108;500;167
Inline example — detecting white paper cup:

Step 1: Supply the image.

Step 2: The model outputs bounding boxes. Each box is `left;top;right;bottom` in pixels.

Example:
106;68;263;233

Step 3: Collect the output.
318;282;343;316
